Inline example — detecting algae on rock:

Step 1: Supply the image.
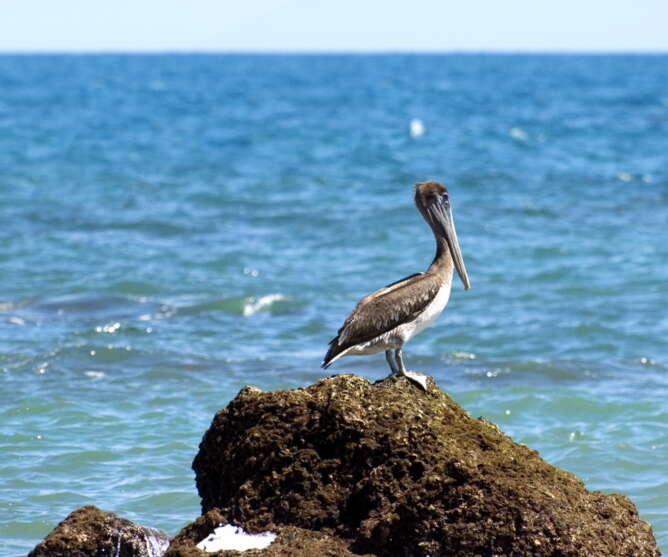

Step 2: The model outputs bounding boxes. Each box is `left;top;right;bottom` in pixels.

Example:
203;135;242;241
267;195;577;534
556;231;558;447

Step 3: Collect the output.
28;505;170;557
192;373;659;557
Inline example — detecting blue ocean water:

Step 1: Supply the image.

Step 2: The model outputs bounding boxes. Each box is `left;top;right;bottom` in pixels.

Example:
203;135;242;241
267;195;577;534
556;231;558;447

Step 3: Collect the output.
0;54;667;555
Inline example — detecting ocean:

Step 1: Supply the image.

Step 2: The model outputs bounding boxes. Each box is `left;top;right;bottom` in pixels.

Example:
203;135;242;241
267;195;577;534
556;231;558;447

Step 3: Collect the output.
0;54;667;555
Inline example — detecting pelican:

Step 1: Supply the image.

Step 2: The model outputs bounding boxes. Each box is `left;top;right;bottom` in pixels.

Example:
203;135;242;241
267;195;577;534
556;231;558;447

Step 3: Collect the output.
321;181;471;389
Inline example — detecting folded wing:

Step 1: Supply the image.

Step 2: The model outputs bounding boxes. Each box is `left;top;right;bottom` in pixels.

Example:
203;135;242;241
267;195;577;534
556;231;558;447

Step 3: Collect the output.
322;272;440;368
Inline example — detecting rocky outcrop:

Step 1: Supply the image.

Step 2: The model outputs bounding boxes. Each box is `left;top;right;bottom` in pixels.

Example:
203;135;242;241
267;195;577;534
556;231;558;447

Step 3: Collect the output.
28;373;661;557
28;505;170;557
191;373;660;557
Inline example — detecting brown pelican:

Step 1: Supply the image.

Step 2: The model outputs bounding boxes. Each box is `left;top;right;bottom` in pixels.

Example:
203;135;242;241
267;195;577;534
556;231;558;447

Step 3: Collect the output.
322;181;471;389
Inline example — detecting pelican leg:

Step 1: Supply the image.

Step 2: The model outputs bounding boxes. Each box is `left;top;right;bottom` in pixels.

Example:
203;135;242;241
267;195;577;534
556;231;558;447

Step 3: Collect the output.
394;348;429;391
394;349;407;375
385;350;399;374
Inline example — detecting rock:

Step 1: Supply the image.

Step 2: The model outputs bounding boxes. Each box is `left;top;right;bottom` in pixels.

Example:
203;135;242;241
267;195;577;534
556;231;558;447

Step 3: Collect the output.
192;373;660;557
165;508;373;556
28;504;170;557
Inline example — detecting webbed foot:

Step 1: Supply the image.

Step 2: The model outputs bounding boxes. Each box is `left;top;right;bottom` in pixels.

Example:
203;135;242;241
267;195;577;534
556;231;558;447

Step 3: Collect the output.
402;370;429;391
390;348;429;390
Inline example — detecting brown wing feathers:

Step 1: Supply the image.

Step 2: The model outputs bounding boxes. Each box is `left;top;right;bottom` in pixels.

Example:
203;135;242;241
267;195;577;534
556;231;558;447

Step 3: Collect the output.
321;273;440;368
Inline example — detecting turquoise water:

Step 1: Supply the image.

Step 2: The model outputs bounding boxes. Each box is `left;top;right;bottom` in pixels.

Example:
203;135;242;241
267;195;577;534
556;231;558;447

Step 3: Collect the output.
1;54;667;555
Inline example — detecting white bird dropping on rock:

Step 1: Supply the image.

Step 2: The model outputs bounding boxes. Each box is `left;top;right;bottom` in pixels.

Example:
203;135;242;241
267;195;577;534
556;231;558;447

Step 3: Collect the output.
196;524;277;552
409;118;425;138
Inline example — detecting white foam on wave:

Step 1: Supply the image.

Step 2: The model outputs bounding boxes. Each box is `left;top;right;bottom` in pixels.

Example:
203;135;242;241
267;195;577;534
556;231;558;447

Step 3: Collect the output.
452;351;476;360
243;294;286;317
196;524;277;552
96;322;121;334
409;118;425;138
138;306;176;321
509;127;528;141
143;529;170;557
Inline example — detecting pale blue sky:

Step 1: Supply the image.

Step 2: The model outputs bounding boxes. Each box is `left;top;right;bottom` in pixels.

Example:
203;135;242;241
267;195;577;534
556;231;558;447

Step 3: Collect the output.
1;0;668;52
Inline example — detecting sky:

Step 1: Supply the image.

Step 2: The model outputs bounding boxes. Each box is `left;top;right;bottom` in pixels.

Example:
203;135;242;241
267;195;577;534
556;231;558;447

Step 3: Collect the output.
1;0;668;53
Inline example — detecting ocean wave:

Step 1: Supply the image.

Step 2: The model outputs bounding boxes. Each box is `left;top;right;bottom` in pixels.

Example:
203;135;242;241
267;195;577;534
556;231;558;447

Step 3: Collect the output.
242;294;287;316
159;293;294;318
7;293;298;330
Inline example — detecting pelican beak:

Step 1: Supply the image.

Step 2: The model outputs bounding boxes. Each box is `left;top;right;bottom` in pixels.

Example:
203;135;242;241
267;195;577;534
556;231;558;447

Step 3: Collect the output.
427;196;471;290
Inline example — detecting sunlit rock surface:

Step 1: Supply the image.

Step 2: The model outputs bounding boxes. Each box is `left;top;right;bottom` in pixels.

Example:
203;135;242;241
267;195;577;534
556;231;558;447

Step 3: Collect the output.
191;373;659;557
28;505;170;557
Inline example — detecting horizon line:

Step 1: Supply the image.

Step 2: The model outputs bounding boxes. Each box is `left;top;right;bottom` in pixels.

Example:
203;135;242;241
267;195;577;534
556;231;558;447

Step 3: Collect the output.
0;48;667;56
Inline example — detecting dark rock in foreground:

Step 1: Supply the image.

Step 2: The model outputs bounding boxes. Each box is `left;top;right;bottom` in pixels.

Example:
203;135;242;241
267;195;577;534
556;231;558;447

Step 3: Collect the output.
28;505;170;557
192;373;660;557
165;508;374;557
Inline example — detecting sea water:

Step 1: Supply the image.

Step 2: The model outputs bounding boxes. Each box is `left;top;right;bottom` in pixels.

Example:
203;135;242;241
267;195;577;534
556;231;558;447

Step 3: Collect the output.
0;54;667;555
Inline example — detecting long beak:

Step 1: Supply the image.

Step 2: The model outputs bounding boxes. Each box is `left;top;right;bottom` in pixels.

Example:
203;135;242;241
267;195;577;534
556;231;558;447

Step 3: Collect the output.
428;197;471;290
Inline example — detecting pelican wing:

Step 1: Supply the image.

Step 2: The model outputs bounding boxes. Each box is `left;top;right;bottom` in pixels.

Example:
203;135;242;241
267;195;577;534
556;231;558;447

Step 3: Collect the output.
322;272;441;367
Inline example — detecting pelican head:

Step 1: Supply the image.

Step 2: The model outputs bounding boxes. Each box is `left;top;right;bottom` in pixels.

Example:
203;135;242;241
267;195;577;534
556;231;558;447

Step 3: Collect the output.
414;181;471;290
